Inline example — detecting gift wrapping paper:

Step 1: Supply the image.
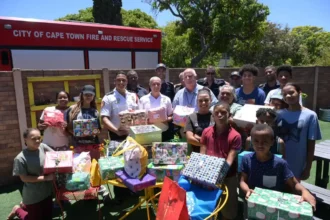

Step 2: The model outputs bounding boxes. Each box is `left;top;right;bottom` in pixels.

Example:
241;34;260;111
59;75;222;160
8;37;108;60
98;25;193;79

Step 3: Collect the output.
65;172;90;191
247;187;313;220
148;106;167;124
129;125;162;145
152;142;188;165
115;170;156;192
73;119;99;137
172;106;195;127
147;162;183;182
43;110;65;127
182;152;229;188
44;151;73;174
98;157;124;180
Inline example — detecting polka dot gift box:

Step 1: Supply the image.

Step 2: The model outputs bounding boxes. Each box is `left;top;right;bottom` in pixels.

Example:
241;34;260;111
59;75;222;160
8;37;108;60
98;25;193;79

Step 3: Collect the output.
248;187;313;220
181;152;230;188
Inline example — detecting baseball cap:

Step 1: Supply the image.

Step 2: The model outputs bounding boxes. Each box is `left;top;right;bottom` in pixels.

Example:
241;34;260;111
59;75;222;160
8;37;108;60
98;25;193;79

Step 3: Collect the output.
156;63;167;70
82;85;95;95
270;93;283;100
230;71;240;78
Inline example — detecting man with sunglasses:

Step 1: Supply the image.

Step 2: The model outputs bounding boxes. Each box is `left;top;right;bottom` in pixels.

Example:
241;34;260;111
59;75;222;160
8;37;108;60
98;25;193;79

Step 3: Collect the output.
259;65;280;96
197;65;226;97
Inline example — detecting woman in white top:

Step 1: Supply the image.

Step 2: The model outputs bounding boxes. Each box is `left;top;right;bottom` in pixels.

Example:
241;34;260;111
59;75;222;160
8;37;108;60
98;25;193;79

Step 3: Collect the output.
38;91;70;150
139;76;173;141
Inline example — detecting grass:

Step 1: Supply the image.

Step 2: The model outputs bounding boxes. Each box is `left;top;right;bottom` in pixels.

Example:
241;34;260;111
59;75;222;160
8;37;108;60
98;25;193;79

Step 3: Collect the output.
0;120;329;219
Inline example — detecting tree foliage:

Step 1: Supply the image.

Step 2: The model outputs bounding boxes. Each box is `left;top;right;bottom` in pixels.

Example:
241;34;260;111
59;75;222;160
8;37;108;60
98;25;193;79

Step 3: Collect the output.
57;7;157;29
92;0;122;25
146;0;269;67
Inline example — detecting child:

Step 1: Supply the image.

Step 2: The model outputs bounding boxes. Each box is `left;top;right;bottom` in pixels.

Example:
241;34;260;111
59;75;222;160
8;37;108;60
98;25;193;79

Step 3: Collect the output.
277;83;321;181
245;108;285;158
200;102;242;220
9;128;54;220
38;91;70;150
240;124;316;212
269;93;288;110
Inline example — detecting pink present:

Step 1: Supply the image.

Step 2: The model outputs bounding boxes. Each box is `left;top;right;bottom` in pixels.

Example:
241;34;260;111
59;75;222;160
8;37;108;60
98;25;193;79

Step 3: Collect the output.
148;107;167;124
115;170;156;192
43;109;65;127
44;151;73;174
173;106;195;127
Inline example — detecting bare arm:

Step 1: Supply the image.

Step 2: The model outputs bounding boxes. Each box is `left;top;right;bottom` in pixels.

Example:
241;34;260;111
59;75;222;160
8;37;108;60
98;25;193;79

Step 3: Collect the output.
186;131;202;147
101;116;118;133
306;139;315;171
245;136;252;151
279;138;286;159
200;144;206;154
286;177;316;210
19;174;54;183
240;172;253;199
226;148;237;167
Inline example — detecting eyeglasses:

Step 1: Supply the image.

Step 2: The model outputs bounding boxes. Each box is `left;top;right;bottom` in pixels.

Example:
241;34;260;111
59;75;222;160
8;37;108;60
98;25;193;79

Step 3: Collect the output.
206;72;215;75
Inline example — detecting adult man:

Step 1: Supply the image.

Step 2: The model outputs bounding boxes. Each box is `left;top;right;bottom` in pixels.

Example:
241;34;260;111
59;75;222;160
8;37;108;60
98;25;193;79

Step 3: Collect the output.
173;68;218;110
235;64;266;105
259;65;280;96
264;65;302;105
197;65;226;97
229;71;242;88
126;70;148;98
155;63;175;101
140;77;173;141
174;72;185;94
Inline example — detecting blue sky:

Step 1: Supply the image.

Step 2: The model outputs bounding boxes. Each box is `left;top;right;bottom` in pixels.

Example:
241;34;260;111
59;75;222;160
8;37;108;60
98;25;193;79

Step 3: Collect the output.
0;0;329;31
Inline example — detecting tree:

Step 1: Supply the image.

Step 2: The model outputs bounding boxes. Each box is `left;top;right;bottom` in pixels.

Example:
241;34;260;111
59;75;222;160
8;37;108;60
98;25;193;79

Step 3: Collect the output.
146;0;269;67
92;0;122;25
57;8;158;29
230;22;297;66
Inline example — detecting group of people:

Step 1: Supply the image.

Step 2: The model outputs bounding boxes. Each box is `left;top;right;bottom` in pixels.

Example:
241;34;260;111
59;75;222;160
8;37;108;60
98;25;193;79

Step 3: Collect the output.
9;63;322;220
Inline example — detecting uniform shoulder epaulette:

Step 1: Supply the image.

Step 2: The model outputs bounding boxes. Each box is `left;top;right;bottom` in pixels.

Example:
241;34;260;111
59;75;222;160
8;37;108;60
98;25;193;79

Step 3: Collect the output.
166;81;174;85
105;91;115;96
197;78;206;84
258;83;265;88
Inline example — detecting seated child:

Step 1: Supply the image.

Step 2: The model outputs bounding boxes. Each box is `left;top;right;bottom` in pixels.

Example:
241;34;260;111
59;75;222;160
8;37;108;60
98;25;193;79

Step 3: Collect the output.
240;124;316;211
245;108;285;158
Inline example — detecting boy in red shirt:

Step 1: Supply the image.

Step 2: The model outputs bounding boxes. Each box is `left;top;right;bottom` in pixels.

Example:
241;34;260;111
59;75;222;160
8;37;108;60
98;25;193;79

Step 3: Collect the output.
200;102;242;220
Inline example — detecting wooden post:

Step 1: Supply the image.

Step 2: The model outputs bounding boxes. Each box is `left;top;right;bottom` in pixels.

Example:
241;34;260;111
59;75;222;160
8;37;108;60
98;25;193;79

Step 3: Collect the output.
13;69;28;149
102;68;110;94
313;66;319;111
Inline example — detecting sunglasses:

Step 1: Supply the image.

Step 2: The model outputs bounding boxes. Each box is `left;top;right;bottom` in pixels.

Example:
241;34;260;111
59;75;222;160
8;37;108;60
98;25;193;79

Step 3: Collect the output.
206;72;215;75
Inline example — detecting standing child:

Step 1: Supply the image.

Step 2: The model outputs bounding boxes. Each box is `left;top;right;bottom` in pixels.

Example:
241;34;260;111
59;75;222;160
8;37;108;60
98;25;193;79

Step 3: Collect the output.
245;108;285;158
9;128;54;220
38;91;70;150
200;102;242;220
240;124;316;217
277;83;322;180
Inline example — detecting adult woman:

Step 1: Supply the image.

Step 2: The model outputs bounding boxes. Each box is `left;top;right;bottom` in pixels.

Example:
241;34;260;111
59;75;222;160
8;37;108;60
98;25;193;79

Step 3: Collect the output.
139;76;173;141
38;91;70;150
10;128;54;220
185;88;215;153
200;102;242;220
276;83;322;180
66;85;101;147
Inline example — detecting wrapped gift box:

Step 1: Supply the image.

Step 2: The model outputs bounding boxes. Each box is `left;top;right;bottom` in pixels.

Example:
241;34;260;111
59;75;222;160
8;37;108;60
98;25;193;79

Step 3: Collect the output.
147;162;183;182
248;187;313;220
173;105;195;127
65;172;90;191
148;106;167;124
115;170;156;192
131;110;147;125
73;119;99;137
43;109;65;127
119;110;132;130
44;151;73;174
182;152;229;188
238;151;283;172
233;104;274;128
107;140;122;157
129;125;162;145
152;142;188;165
98;157;124;180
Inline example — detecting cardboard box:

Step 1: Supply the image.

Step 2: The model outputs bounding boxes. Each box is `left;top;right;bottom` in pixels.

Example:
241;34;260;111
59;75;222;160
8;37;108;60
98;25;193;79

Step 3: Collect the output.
238;151;283;172
115;170;156;192
43;109;65;127
148;106;167;124
73;119;99;137
233;104;274;128
65;172;90;191
247;187;313;220
98;157;124;180
152;142;188;165
147;162;183;182
129;125;162;145
44;151;73;174
173;105;195;127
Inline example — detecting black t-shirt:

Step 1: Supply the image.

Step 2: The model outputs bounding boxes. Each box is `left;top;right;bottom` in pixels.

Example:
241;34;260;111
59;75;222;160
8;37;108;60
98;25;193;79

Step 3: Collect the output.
184;112;215;152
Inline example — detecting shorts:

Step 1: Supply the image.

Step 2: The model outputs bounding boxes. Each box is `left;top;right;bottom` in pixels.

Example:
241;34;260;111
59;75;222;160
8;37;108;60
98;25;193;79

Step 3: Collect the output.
221;175;238;219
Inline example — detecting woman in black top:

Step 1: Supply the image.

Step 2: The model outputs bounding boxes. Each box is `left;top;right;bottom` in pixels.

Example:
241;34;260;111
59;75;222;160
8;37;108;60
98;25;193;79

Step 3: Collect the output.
184;88;215;152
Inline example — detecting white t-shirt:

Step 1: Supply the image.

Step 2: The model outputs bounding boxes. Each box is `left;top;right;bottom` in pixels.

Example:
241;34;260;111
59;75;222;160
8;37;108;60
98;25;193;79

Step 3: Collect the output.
264;88;303;105
40;106;69;148
100;89;139;129
139;93;173;131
